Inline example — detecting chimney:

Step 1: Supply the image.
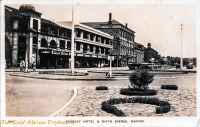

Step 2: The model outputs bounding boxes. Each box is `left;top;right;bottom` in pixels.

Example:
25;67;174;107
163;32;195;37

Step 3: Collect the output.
125;23;128;27
109;13;112;21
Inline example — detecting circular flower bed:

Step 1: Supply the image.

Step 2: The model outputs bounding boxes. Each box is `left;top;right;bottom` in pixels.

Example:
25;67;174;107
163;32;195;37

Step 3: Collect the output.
120;88;157;96
101;97;171;116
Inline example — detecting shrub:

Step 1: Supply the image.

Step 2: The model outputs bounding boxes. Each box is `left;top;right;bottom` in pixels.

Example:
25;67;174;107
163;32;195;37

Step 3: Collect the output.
101;97;170;116
161;85;178;90
101;102;125;116
96;86;108;90
120;88;157;96
129;67;154;90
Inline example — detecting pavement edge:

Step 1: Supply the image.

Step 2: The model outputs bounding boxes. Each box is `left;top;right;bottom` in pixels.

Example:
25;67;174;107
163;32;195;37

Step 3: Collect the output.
49;87;77;117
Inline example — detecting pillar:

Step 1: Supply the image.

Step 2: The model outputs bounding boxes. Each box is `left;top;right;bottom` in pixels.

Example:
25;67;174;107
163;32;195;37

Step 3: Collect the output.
93;46;96;54
12;32;18;67
80;43;83;52
80;31;83;38
93;35;96;42
87;44;90;53
74;42;77;51
29;33;33;67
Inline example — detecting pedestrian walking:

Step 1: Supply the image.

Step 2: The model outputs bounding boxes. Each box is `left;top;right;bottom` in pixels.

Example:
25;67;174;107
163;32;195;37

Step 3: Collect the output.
22;60;25;72
32;62;36;72
20;60;23;72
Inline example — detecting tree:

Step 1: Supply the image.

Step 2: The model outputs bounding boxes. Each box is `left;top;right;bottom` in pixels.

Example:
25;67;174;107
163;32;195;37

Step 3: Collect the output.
129;66;154;90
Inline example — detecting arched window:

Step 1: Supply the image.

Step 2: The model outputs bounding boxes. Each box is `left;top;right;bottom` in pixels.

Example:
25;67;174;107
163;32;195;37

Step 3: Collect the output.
50;40;57;48
41;38;48;47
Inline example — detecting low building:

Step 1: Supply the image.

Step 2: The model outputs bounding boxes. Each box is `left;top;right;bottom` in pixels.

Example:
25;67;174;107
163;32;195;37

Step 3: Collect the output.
144;43;159;63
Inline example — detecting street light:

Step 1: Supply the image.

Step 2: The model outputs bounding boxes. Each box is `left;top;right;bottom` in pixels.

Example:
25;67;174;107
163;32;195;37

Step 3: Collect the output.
71;4;75;74
180;24;183;71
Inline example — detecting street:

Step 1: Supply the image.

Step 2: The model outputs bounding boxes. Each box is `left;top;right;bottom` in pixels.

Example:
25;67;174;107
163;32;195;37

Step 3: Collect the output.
5;69;196;116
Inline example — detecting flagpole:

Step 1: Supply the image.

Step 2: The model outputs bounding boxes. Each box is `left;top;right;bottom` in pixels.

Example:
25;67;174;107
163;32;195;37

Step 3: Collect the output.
71;4;75;74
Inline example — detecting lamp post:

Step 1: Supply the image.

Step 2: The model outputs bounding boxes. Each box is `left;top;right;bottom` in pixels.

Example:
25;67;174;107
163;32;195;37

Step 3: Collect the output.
180;24;183;71
71;4;75;74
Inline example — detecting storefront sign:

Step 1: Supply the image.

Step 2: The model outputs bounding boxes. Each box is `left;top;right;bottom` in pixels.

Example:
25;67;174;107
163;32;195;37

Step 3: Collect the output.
40;50;51;54
77;53;84;57
84;54;91;57
52;50;61;55
98;55;102;58
92;55;97;58
61;52;69;55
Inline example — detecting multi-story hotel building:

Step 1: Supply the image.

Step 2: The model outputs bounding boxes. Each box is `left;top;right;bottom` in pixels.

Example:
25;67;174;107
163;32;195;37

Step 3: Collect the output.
83;13;145;67
5;4;113;68
74;24;113;68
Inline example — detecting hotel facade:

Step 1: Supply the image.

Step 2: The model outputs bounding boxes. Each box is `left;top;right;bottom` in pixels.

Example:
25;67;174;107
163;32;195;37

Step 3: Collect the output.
83;13;144;67
5;5;113;68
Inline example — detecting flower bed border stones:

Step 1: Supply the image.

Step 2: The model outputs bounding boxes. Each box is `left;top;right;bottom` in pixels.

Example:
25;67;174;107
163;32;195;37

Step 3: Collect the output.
101;97;171;116
96;86;108;90
161;85;178;90
120;88;157;96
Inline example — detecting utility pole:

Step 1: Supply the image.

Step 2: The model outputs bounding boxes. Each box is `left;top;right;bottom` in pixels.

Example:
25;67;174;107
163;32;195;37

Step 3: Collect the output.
180;24;183;71
71;4;75;74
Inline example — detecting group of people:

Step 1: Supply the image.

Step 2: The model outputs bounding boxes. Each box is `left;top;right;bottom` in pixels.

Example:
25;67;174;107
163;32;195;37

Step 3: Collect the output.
20;60;36;72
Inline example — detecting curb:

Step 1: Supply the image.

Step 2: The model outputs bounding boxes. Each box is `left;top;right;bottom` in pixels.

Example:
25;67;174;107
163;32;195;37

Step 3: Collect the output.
10;73;116;81
50;87;77;117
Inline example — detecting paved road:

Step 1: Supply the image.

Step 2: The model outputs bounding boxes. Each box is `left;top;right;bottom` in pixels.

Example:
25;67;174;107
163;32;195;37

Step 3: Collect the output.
5;71;196;116
6;73;73;116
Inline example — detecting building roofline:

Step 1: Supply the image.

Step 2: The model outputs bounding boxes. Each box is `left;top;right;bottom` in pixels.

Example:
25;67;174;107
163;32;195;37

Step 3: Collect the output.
76;23;113;39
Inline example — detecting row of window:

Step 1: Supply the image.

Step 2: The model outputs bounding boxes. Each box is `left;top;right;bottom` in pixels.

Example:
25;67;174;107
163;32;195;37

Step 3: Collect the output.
40;39;110;55
76;30;111;44
120;47;134;55
121;40;135;48
120;31;134;42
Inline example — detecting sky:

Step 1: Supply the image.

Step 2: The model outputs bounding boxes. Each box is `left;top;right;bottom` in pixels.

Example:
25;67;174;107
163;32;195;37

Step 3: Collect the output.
7;1;197;58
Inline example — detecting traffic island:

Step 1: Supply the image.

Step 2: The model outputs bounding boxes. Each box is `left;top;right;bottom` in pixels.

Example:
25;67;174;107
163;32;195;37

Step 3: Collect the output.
55;86;196;117
39;71;88;76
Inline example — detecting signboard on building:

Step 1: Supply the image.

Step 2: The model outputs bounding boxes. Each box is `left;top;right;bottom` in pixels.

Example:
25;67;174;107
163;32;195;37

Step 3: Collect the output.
92;55;97;58
61;51;69;55
52;50;61;55
40;50;51;54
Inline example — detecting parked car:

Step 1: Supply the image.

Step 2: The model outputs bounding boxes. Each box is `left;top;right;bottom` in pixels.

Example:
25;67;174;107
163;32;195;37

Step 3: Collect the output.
175;64;180;69
186;63;193;69
128;63;151;70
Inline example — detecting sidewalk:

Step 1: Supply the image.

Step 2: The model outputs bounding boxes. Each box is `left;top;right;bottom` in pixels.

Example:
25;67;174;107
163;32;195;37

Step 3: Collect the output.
5;67;129;72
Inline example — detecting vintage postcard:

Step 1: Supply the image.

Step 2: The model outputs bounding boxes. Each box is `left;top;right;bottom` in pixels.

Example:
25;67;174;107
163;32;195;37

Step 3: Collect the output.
1;0;199;126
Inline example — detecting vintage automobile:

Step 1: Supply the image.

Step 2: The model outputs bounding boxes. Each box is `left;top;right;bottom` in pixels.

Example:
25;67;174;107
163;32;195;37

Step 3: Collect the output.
128;63;152;70
175;64;180;69
186;63;193;69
